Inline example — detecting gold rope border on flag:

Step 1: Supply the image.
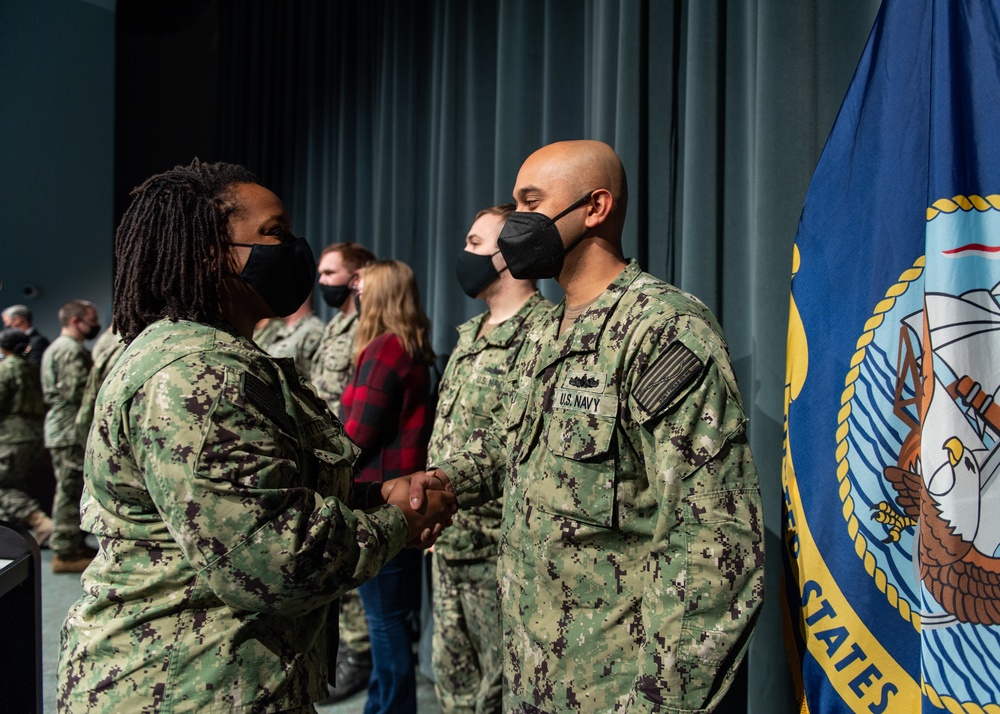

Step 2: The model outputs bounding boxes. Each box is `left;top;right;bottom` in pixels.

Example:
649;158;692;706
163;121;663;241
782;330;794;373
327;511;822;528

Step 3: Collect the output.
840;197;1000;714
926;193;1000;220
837;255;924;633
923;684;1000;714
923;196;1000;714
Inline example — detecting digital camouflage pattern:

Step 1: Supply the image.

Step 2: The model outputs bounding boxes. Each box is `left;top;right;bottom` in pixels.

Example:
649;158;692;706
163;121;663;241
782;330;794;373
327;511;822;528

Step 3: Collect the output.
49;443;87;555
89;325;125;367
266;313;325;381
428;292;551;560
0;440;45;523
252;317;284;351
428;292;550;714
0;353;46;522
75;328;126;445
310;311;358;416
308;310;369;654
338;588;368;652
439;261;765;713
57;319;408;713
0;352;46;445
43;334;93;555
41;334;92;448
432;556;504;713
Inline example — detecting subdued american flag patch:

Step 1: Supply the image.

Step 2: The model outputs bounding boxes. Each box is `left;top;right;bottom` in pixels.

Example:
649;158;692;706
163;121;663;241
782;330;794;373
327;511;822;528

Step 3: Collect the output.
634;340;704;416
242;371;294;434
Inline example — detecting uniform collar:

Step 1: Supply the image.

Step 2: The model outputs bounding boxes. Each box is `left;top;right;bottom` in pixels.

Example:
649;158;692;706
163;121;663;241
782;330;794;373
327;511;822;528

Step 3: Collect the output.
556;260;640;349
330;310;358;336
528;260;641;373
457;291;547;348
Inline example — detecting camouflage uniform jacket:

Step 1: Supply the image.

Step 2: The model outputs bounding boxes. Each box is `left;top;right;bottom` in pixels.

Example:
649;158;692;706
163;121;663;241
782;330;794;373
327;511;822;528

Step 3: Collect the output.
75;329;126;444
252;318;283;351
310;311;358;415
438;260;765;713
41;334;92;448
428;292;551;561
58;319;408;713
90;326;125;367
266;313;325;381
0;353;45;444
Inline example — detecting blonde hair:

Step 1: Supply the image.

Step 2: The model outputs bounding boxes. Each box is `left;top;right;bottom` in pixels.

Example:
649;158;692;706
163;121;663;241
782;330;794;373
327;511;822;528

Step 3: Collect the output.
354;260;436;364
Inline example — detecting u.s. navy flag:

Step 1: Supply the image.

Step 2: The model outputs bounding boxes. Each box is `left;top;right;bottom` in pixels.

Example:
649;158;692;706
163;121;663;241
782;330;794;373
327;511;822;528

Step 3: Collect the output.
783;1;1000;712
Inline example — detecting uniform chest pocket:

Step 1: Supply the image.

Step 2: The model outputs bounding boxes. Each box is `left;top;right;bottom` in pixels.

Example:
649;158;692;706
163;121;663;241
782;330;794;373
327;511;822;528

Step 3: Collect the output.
503;378;541;465
435;380;460;419
503;377;532;431
530;409;618;529
311;448;356;503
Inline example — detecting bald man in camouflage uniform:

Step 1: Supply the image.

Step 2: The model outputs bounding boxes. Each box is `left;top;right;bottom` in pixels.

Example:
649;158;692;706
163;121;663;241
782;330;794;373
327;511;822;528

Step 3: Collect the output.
418;140;765;713
43;299;98;572
429;204;552;714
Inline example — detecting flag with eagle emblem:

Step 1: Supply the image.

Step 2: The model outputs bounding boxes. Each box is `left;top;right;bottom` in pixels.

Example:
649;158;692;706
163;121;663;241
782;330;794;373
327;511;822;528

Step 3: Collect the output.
783;0;1000;712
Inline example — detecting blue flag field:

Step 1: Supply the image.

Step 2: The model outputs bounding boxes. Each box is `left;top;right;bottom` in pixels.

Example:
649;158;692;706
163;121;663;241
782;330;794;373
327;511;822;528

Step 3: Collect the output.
783;1;1000;712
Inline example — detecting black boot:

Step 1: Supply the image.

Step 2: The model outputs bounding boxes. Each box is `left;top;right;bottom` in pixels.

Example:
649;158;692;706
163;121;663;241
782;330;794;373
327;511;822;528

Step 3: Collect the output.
319;646;372;704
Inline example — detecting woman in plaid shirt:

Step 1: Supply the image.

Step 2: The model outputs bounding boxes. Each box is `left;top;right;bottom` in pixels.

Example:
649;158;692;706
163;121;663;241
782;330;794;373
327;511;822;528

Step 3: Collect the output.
341;259;437;714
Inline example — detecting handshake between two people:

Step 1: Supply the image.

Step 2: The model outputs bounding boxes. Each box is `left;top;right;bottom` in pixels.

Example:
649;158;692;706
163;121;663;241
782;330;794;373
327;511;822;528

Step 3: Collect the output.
379;469;455;548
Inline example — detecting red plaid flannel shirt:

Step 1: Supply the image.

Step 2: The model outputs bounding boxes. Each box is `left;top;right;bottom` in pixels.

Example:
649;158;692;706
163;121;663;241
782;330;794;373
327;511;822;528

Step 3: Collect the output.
340;333;433;483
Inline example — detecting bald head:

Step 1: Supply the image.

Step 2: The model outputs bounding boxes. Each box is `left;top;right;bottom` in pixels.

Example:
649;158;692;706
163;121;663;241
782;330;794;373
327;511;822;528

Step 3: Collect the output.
504;140;630;293
514;140;628;238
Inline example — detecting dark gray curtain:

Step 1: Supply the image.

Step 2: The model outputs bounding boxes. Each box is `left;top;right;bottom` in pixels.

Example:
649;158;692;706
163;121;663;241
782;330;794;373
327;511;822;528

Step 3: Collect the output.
217;2;881;711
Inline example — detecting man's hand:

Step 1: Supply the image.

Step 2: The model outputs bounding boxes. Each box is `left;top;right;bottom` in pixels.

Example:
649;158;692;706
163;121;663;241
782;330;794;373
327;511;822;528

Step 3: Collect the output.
399;469;453;510
381;471;456;548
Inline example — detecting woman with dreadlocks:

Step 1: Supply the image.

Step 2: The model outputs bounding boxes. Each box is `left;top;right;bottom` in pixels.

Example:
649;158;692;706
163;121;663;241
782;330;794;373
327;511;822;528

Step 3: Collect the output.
56;160;455;713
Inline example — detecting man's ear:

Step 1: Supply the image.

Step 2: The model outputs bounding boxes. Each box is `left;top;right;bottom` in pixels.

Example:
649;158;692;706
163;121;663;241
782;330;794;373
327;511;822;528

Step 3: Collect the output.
584;189;614;227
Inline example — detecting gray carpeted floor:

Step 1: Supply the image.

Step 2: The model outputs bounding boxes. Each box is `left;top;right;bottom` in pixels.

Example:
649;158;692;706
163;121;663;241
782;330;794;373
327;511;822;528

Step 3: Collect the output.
40;544;441;713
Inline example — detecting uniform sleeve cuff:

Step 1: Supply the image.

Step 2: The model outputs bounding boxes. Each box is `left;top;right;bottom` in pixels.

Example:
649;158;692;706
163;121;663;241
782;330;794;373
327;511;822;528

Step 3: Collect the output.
435;455;485;507
357;503;408;554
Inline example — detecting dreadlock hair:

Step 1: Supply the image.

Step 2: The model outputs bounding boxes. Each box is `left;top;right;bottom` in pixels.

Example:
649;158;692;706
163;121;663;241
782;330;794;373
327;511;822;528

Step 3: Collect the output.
113;159;258;342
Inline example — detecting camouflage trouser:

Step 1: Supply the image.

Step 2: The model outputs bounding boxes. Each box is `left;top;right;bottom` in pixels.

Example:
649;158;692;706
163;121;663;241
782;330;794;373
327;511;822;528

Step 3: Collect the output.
49;444;87;556
0;440;44;524
432;553;502;714
339;588;371;655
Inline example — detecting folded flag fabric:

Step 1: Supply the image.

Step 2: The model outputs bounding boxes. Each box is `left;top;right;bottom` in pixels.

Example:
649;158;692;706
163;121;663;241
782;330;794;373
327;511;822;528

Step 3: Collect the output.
783;1;1000;712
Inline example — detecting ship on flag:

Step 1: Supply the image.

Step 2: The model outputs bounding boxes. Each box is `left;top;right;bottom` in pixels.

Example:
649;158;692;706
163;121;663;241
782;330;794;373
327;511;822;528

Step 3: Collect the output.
783;1;1000;712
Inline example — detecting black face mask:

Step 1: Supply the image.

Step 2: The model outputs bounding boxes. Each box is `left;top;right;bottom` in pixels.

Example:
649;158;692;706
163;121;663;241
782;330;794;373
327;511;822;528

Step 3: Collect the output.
232;237;317;317
84;323;101;341
455;250;507;299
497;193;593;280
319;282;353;309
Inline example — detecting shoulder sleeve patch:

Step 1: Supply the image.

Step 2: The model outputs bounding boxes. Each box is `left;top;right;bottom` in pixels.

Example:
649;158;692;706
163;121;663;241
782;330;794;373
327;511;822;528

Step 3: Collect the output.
242;371;295;435
633;340;704;417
